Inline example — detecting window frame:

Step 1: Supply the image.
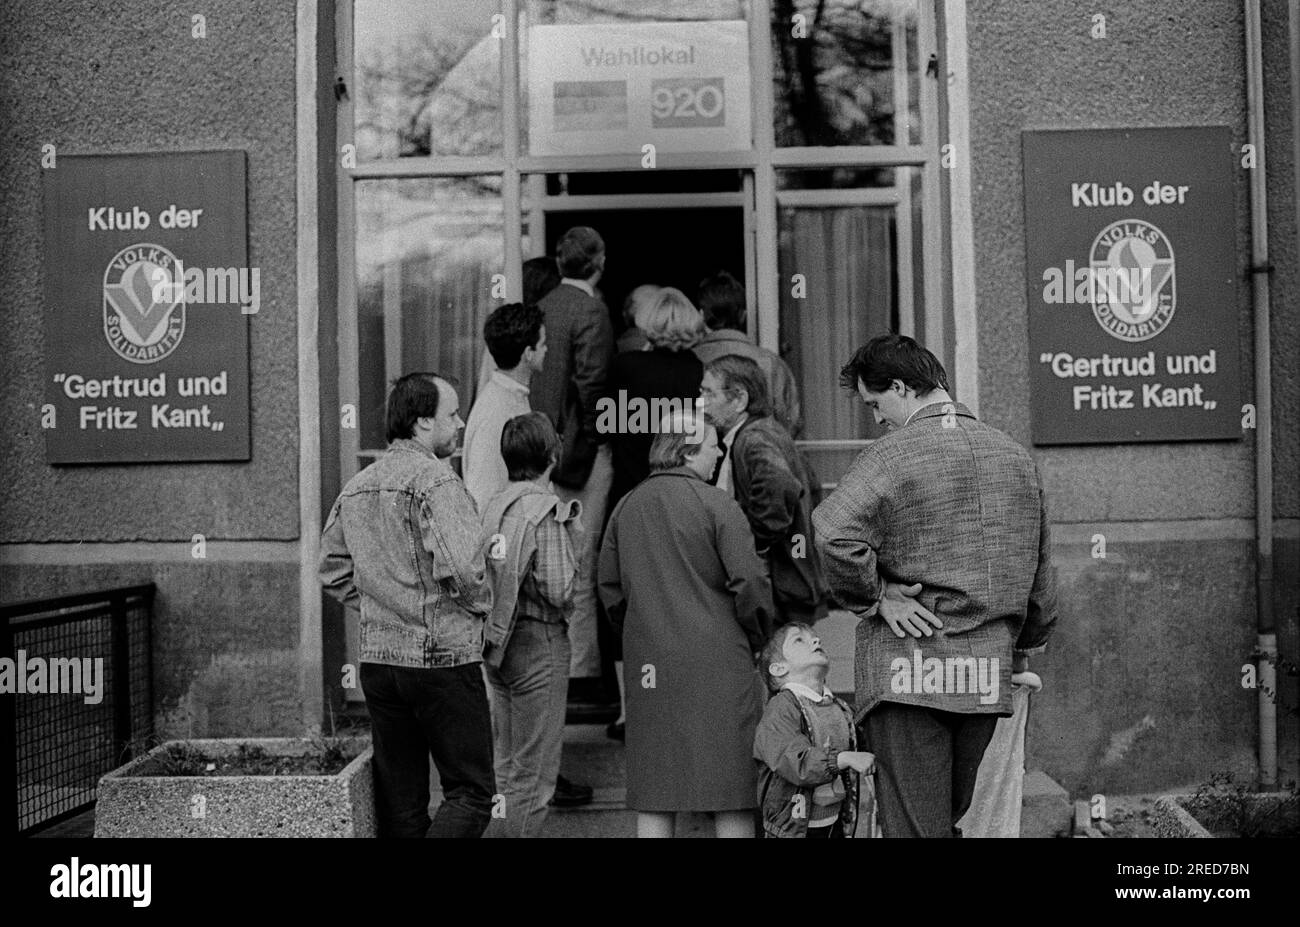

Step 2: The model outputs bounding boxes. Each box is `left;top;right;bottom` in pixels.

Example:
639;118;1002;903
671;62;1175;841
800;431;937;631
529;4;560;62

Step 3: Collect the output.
336;0;948;481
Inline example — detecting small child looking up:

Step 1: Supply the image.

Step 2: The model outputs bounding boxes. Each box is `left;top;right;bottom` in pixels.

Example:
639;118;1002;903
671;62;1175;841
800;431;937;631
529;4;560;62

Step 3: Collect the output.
754;623;875;838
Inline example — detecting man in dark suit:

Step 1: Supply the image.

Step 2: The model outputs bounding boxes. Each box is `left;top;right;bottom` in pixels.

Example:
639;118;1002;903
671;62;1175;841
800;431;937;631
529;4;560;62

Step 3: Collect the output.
699;354;829;628
531;227;615;683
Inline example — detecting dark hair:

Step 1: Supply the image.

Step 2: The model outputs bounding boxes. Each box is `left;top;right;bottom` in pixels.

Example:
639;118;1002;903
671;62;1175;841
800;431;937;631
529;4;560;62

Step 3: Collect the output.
555;226;605;279
386;372;445;444
838;334;949;395
761;622;816;693
522;256;561;306
484;302;544;370
695;270;746;331
501;412;560;482
705;354;772;419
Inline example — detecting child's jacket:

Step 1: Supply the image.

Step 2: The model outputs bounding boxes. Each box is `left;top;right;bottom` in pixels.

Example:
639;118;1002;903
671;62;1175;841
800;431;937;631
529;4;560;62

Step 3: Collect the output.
480;481;583;669
754;688;860;838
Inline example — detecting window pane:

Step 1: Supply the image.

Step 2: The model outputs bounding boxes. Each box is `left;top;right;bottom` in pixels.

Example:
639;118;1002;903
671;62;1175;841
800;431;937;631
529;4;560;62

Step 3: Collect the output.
355;177;504;450
353;0;502;160
777;167;929;491
779;203;896;443
771;0;920;147
522;0;750;155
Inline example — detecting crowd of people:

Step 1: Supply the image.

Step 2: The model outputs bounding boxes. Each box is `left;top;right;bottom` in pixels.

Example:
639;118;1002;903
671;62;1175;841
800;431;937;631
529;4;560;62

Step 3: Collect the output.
319;225;1058;839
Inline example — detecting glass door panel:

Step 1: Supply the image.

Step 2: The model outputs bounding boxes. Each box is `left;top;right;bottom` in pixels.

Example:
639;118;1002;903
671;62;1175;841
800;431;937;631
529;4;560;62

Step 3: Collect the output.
777;166;926;500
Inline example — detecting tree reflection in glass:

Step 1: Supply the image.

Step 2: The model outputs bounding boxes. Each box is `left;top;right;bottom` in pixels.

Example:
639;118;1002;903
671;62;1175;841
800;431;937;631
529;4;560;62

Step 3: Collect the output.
353;0;503;159
771;0;919;151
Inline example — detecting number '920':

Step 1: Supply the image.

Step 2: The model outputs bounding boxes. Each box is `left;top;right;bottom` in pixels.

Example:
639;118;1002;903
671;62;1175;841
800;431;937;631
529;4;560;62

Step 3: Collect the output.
651;78;726;127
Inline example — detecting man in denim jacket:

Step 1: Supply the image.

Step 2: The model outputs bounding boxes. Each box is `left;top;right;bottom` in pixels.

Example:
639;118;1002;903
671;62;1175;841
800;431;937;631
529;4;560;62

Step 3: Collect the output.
319;373;495;838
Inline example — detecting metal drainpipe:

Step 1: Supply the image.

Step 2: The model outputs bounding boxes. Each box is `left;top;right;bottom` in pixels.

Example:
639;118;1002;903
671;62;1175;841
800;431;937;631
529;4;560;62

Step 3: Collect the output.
1245;0;1276;790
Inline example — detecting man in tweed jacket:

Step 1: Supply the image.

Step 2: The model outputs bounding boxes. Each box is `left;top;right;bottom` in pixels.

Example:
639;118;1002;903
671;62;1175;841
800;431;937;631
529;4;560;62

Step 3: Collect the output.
812;335;1057;838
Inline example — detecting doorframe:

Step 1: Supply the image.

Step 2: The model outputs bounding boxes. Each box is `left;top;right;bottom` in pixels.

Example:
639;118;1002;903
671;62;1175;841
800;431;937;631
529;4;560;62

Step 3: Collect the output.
945;0;979;416
334;2;948;489
297;0;324;731
522;186;755;328
321;0;973;704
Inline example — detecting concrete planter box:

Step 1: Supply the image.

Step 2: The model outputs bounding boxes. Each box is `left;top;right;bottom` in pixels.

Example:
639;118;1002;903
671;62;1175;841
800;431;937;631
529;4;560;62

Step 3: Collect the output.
94;738;375;838
1153;793;1297;839
1152;797;1213;838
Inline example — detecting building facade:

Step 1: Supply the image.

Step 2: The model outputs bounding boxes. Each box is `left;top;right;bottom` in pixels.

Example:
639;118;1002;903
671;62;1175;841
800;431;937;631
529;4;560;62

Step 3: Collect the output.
1;0;1296;795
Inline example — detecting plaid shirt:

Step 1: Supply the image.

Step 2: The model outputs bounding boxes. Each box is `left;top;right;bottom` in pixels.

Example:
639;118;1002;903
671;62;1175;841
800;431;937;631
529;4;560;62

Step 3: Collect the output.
812;402;1057;719
516;514;579;624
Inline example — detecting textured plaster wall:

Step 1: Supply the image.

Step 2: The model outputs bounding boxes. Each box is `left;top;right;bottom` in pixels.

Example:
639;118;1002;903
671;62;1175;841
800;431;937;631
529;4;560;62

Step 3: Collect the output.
1;561;303;738
0;0;300;542
0;1;303;736
968;0;1299;789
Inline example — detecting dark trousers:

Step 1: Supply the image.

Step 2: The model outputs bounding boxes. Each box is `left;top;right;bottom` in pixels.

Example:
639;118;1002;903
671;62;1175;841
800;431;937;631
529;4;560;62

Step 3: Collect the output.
360;661;496;838
859;703;998;838
773;595;830;629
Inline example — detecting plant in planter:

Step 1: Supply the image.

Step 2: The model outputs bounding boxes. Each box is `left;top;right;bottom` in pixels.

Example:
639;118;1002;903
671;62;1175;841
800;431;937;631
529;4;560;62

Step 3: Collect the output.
94;730;375;838
1154;773;1300;839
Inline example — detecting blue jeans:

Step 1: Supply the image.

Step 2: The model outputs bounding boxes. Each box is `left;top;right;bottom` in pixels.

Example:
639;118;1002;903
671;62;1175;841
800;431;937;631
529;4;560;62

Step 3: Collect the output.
360;661;496;838
483;618;571;838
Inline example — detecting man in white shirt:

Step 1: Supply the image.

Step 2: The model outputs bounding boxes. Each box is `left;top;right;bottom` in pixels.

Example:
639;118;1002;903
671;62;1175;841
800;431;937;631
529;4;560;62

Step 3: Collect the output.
463;303;547;512
463;300;598;809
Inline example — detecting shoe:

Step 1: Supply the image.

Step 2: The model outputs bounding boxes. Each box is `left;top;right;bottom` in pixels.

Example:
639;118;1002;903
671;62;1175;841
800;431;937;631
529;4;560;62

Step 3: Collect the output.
606;721;625;742
550;774;593;808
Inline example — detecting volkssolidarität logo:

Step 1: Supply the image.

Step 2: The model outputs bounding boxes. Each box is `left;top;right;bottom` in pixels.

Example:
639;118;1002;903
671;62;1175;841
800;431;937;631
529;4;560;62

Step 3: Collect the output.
1089;219;1175;343
102;243;185;364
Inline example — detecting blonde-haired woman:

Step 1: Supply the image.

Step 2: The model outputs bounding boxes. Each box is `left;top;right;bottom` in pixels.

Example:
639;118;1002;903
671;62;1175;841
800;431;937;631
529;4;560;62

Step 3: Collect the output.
598;412;774;837
607;287;707;504
633;286;706;353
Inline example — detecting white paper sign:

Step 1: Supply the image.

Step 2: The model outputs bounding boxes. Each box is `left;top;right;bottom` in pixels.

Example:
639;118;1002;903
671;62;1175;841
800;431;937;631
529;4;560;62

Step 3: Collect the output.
527;20;751;156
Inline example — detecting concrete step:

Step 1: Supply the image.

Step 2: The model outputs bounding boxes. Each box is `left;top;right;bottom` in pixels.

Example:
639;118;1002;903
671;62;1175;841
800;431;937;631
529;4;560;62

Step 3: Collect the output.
429;720;1074;838
1022;769;1072;838
558;723;626;790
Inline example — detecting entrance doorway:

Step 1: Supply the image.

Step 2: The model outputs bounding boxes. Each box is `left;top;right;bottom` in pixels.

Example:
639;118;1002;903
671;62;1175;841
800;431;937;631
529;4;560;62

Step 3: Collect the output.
543;206;746;330
541;201;748;720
